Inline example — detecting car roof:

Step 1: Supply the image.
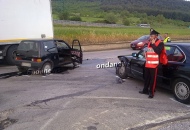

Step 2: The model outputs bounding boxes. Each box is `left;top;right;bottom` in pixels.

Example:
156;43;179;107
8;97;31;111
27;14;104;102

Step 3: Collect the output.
139;35;163;38
165;42;190;47
21;39;62;42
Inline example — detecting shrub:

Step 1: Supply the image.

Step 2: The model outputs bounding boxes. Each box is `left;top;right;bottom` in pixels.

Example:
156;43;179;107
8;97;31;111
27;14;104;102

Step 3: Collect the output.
122;17;130;26
58;12;69;20
94;20;107;23
104;13;118;24
69;16;82;21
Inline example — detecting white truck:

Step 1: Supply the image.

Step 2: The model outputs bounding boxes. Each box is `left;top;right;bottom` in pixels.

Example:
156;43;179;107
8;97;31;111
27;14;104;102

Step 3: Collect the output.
0;0;53;65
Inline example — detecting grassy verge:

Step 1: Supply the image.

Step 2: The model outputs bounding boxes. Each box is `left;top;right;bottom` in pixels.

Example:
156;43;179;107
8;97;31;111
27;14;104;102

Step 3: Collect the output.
81;17;104;22
54;25;190;45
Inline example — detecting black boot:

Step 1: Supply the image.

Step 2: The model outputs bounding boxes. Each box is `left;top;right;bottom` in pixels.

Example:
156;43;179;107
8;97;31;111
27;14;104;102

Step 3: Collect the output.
139;90;149;95
148;93;154;98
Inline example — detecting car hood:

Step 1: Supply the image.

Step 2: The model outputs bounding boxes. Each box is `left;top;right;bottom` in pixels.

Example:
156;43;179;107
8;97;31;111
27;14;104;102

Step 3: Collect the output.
118;55;133;61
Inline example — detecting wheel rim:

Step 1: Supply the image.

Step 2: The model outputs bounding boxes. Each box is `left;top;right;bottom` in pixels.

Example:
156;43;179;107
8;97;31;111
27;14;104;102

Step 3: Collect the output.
119;62;125;75
43;64;52;74
175;82;190;100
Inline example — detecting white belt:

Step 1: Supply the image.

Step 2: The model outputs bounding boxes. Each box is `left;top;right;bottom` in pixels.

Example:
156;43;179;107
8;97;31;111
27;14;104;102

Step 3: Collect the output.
147;55;158;58
147;61;159;64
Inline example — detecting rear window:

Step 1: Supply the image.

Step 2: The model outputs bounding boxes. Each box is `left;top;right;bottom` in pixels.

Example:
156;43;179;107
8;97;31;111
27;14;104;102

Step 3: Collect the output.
18;41;39;51
17;41;40;57
165;46;185;62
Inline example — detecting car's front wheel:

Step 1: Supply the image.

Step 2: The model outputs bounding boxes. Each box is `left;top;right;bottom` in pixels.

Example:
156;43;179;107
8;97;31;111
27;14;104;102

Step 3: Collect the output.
173;78;190;104
117;61;128;79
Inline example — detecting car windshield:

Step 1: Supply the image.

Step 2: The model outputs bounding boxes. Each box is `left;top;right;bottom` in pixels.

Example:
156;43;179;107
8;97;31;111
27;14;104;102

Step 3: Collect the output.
55;41;70;49
158;35;163;40
138;35;149;40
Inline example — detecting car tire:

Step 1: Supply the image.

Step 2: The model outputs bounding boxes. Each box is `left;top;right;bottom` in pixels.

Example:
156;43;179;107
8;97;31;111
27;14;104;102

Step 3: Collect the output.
17;66;28;73
6;45;18;65
41;62;53;75
117;61;128;79
73;62;79;69
172;78;190;104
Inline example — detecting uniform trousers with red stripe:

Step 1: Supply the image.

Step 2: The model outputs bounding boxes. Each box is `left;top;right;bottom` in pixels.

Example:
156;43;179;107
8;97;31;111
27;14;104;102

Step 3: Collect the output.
143;67;158;96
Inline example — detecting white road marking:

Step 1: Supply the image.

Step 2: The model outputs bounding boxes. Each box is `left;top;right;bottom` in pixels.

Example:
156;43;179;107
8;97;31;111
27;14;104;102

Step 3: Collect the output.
40;111;60;130
100;110;109;114
72;110;111;128
170;98;190;108
125;112;190;130
40;101;71;130
76;96;157;101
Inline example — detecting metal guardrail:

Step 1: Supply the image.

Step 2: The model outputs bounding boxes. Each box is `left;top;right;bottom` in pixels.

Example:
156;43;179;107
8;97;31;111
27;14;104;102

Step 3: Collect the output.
53;20;127;28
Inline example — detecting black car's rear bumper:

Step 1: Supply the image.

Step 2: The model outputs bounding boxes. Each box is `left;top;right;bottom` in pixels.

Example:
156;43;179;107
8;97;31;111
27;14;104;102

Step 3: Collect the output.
15;60;45;70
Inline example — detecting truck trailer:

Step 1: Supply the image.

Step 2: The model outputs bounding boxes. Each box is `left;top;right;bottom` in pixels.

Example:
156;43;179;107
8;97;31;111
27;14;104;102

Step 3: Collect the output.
0;0;53;65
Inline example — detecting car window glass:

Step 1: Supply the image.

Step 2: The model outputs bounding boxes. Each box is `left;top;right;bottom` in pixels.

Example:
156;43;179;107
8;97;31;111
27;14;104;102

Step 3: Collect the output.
72;40;81;50
173;48;182;56
43;41;57;52
158;35;163;40
55;41;70;49
137;50;145;59
138;35;149;40
165;46;184;62
165;46;175;56
18;41;39;51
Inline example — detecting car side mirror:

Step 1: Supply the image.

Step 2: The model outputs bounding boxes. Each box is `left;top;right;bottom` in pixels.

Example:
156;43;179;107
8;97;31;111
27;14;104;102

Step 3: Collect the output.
132;53;137;57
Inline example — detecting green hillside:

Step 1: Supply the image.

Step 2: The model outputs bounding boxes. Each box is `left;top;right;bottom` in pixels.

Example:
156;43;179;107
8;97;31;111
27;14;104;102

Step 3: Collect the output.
52;0;190;27
52;0;190;44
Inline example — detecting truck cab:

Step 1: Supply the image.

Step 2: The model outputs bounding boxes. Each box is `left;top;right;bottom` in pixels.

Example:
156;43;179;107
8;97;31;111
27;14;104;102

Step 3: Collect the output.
15;39;83;74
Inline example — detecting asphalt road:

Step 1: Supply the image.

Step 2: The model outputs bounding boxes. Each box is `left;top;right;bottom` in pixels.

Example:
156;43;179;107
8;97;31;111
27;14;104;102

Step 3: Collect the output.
0;49;190;130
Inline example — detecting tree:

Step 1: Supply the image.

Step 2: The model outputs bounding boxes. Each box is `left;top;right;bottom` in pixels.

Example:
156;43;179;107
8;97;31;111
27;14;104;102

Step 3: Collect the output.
59;12;69;20
104;13;118;24
52;1;65;14
156;14;165;24
120;10;130;17
122;17;130;26
140;18;149;24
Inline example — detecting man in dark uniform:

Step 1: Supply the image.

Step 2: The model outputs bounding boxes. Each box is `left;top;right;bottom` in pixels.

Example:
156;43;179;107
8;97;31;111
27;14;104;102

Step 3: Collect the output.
139;30;164;98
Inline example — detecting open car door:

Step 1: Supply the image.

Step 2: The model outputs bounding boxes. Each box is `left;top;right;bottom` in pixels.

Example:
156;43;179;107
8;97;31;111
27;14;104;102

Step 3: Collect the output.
71;40;83;64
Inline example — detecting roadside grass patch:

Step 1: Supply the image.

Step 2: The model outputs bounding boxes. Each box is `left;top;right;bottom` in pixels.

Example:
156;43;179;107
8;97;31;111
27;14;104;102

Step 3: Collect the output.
54;25;190;45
